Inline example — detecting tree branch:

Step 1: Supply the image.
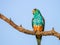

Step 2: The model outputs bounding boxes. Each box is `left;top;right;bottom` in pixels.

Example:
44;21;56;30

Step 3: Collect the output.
0;13;60;40
0;13;35;35
36;28;60;40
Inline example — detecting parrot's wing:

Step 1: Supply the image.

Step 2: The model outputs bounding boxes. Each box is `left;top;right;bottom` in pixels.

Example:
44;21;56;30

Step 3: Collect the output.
32;18;34;28
40;13;45;26
41;13;45;26
43;16;45;26
42;15;45;31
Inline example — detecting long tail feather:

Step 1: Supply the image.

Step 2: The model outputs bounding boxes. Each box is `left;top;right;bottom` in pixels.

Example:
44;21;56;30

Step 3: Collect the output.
36;35;42;45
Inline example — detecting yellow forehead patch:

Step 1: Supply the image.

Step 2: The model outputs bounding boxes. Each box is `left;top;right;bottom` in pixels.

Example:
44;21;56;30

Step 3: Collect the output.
32;9;35;14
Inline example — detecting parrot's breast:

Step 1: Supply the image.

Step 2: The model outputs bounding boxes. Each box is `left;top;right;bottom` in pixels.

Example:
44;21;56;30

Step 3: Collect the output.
33;17;43;26
33;25;43;32
32;14;44;32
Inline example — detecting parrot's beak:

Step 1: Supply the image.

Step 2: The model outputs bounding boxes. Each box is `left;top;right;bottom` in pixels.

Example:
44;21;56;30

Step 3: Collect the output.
32;9;35;14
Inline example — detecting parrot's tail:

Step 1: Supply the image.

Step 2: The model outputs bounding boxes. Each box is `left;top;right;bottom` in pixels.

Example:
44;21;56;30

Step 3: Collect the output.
36;35;42;45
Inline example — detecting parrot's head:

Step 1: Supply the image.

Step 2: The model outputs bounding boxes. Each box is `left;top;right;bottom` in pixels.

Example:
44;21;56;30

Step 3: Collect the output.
32;8;40;15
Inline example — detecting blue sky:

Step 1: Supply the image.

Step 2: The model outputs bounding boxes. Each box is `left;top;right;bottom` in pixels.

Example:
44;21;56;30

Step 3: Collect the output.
0;0;60;45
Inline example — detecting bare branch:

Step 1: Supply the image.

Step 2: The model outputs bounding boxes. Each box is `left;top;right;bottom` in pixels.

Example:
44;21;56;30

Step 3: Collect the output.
0;13;35;35
0;13;60;39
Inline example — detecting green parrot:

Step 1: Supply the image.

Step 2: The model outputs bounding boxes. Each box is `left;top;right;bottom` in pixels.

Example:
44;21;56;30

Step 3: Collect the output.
32;8;45;45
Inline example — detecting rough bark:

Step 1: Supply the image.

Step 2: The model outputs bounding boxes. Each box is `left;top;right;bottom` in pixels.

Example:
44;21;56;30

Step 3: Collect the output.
0;13;60;39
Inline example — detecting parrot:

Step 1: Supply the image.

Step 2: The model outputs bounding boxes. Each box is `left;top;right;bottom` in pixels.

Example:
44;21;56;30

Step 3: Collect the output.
32;8;45;45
